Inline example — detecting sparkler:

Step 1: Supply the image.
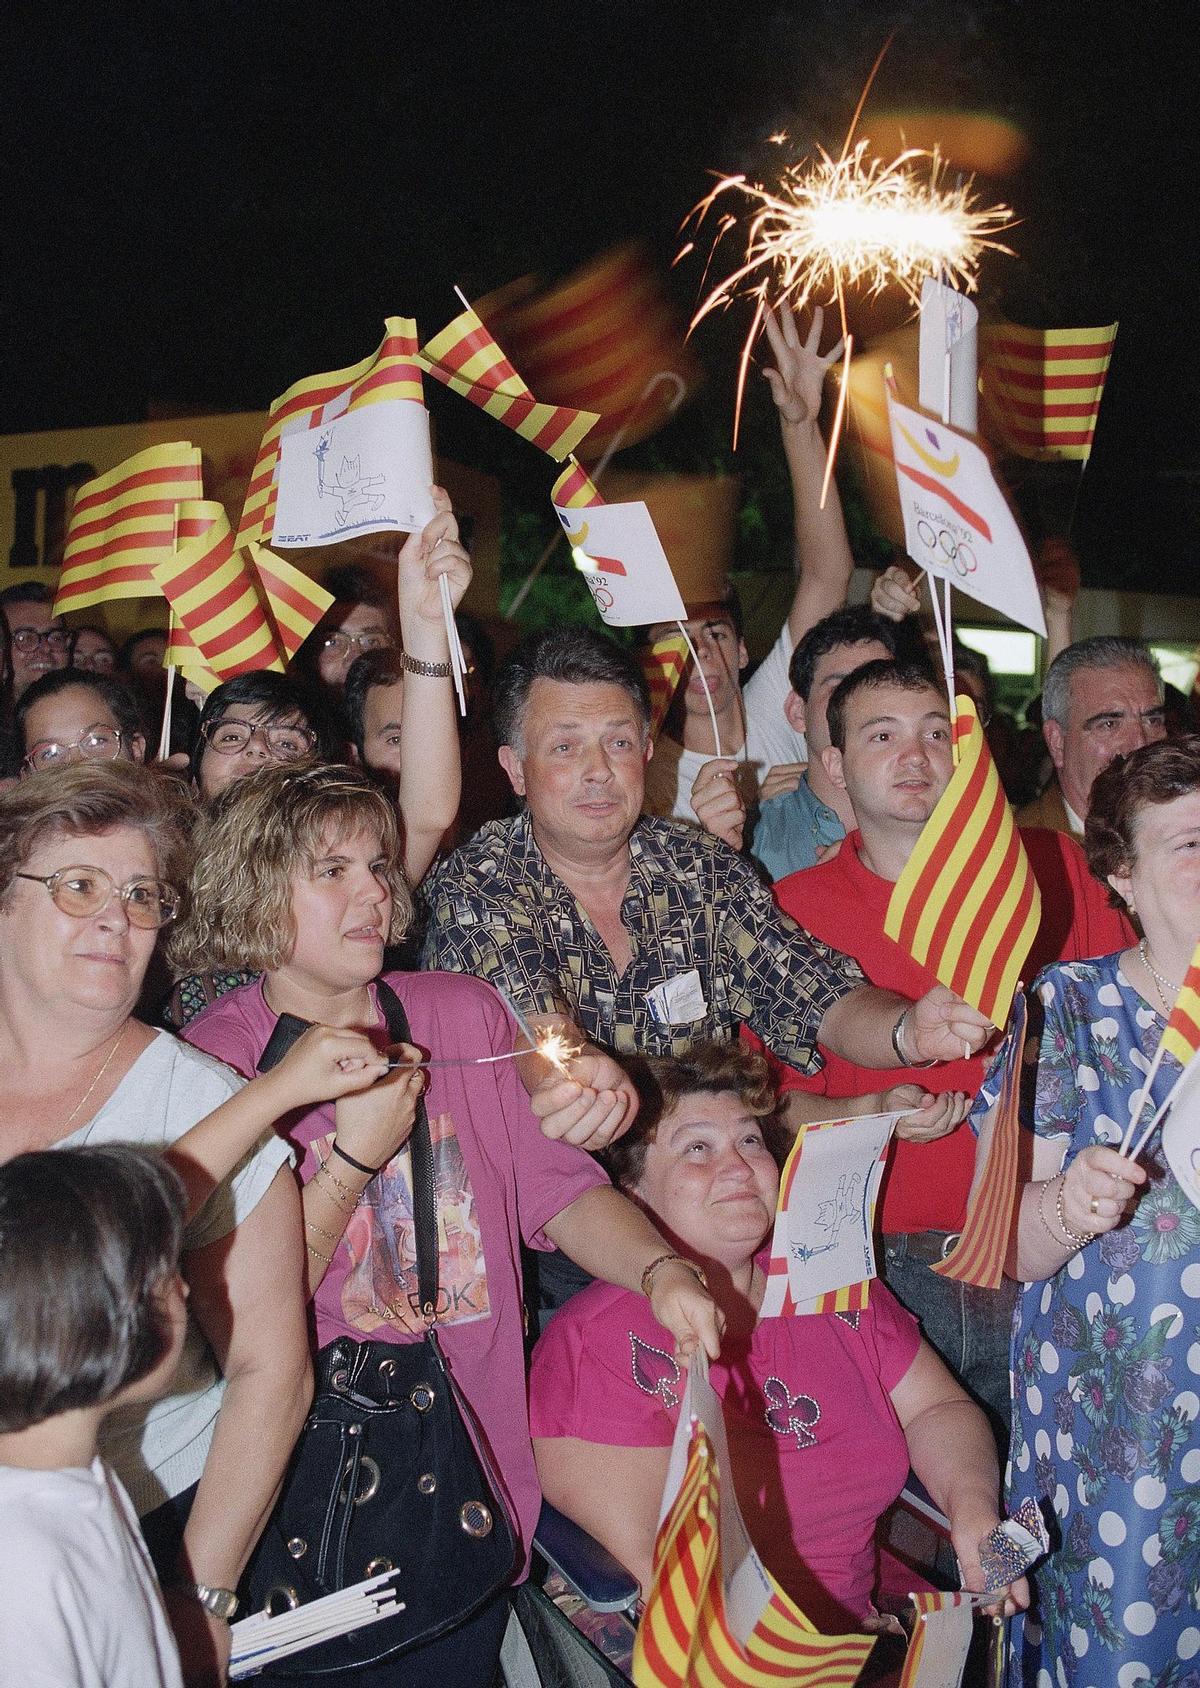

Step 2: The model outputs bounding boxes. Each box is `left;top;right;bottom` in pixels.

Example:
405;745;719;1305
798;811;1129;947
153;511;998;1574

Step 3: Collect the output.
680;138;1015;455
386;1025;583;1079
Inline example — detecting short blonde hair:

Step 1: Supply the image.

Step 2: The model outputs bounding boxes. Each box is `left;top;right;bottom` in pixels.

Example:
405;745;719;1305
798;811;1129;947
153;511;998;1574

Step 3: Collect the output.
0;762;194;908
170;762;412;974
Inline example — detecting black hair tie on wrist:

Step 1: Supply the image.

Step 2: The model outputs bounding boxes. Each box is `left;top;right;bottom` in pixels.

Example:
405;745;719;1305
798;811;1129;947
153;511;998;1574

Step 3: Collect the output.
330;1139;386;1179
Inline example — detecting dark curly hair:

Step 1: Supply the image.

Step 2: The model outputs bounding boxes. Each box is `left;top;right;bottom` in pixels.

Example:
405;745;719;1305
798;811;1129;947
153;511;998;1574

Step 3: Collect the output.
1085;735;1200;902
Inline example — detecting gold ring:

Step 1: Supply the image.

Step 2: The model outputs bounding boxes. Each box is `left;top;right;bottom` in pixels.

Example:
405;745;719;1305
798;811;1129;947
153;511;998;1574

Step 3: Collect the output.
1089;1196;1100;1216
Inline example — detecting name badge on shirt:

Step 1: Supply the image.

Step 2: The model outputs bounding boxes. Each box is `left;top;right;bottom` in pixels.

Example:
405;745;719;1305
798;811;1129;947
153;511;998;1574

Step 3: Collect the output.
646;970;707;1025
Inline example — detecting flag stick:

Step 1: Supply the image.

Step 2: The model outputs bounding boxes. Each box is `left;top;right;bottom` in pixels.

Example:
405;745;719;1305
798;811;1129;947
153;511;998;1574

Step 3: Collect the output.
1119;1041;1168;1157
157;522;179;761
437;570;467;716
453;284;473;313
675;619;722;758
504;372;688;621
925;573;957;729
1125;1091;1173;1163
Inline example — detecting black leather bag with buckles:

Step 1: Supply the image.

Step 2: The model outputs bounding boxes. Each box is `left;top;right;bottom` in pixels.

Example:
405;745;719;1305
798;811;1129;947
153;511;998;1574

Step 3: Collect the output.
241;980;518;1675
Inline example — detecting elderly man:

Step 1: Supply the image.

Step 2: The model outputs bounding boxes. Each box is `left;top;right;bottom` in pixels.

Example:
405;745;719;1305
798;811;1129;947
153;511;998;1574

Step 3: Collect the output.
424;628;990;1126
1017;635;1166;835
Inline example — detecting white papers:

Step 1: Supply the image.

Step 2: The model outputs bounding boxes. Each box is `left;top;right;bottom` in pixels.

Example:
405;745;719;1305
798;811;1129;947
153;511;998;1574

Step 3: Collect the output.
919;280;979;433
229;1571;404;1678
900;1594;974;1688
760;1111;898;1315
273;398;437;547
553;498;687;627
646;970;707;1026
886;389;1046;637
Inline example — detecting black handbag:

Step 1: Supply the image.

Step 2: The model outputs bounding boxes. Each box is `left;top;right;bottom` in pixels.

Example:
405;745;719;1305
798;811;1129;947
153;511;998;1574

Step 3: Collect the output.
242;980;519;1675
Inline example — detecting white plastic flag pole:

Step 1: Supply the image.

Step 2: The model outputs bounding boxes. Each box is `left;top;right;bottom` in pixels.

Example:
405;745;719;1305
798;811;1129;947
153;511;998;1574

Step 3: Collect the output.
925;573;957;729
438;570;467;716
157;510;180;761
674;619;722;758
1119;1042;1169;1157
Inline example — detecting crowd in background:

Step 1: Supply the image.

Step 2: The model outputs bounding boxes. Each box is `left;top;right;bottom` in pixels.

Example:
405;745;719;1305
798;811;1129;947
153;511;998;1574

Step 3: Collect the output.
0;310;1196;1688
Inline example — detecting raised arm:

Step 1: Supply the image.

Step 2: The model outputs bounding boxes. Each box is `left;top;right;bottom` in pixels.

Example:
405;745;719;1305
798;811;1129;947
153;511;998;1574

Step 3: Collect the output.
763;304;856;642
395;487;471;883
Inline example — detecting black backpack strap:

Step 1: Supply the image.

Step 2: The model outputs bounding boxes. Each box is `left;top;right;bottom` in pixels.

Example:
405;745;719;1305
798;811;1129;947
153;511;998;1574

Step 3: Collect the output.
256;1011;312;1074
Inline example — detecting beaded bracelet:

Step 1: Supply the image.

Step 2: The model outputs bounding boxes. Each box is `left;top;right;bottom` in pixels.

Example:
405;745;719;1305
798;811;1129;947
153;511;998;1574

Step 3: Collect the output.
305;1241;332;1266
1054;1175;1096;1249
313;1161;359;1207
1036;1177;1072;1251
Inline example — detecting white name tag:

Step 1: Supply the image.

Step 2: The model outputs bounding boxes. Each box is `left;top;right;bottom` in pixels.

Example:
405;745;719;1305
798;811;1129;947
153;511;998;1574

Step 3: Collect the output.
646;970;707;1025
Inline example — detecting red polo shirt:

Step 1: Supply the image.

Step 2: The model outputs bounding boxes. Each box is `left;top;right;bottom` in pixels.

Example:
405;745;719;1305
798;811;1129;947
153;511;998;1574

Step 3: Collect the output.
765;826;1133;1234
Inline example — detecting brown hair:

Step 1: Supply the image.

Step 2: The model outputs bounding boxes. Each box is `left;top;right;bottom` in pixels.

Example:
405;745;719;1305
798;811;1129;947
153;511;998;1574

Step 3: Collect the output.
603;1041;786;1191
0;761;194;907
1086;736;1200;898
171;761;412;974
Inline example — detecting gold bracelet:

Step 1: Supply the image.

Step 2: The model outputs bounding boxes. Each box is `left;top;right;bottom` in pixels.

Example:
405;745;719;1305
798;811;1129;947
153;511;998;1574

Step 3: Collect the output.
313;1161;359;1207
1054;1174;1096;1250
305;1217;342;1245
305;1241;332;1266
1036;1178;1072;1251
640;1252;708;1300
399;650;452;679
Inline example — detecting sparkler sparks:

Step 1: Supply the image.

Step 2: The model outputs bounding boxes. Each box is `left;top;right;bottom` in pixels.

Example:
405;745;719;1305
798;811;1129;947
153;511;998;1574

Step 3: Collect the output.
681;139;1015;446
385;1025;583;1078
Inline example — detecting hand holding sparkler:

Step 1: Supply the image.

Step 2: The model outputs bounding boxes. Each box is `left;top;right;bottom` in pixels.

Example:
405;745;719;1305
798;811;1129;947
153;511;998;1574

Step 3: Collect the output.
331;1042;426;1177
530;1044;639;1152
870;561;923;623
690;757;746;852
762;302;843;428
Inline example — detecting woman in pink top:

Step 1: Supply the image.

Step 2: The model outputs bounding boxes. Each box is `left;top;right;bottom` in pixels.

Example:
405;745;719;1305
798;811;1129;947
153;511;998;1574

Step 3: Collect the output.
173;763;722;1688
530;1043;1028;1635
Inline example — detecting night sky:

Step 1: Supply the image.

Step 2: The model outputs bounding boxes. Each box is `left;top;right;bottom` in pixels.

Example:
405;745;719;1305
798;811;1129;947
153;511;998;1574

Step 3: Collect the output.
4;0;1197;592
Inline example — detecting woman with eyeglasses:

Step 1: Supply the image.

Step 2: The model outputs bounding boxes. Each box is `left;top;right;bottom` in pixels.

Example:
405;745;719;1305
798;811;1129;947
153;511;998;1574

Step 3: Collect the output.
16;667;147;775
0;762;313;1686
191;671;329;804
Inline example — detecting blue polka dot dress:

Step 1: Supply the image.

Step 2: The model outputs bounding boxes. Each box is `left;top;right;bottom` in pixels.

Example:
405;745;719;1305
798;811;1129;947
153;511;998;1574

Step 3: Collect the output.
1008;957;1200;1688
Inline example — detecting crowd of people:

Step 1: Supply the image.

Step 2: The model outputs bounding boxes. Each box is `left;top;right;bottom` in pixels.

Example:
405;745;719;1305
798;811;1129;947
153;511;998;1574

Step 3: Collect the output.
0;310;1196;1688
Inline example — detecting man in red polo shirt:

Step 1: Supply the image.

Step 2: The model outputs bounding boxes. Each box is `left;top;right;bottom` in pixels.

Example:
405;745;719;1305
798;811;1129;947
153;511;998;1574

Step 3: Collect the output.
769;658;1132;1435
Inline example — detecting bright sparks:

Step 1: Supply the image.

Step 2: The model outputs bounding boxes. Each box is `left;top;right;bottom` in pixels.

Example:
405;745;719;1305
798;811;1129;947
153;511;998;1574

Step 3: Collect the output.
533;1027;583;1077
682;139;1014;444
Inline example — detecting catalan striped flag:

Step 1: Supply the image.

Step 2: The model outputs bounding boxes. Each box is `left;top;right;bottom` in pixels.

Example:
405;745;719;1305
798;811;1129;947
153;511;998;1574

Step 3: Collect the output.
980;322;1118;462
250;544;334;661
642;633;690;738
162;619;221;694
483;245;696;461
54;443;204;615
885;697;1040;1029
551;458;603;510
1158;938;1200;1068
933;992;1028;1289
237;318;425;547
151;503;284;680
417;305;598;461
633;1423;875;1688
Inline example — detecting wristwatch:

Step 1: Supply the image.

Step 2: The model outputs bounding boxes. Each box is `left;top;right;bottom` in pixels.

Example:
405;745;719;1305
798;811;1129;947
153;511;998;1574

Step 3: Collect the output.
176;1581;240;1620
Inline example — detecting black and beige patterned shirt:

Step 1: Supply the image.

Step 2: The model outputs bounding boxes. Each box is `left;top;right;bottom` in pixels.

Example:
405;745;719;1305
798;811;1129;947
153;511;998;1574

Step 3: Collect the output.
421;812;862;1071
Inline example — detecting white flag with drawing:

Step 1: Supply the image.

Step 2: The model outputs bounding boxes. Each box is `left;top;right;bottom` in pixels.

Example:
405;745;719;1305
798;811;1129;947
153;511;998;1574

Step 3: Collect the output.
552;497;686;627
1162;1051;1200;1211
887;389;1046;636
760;1111;898;1315
919;279;979;433
273;398;438;547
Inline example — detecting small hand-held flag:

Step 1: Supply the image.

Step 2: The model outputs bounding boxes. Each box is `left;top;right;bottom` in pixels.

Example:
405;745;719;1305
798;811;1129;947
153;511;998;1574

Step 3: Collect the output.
884;697;1040;1030
150;504;284;680
980;322;1117;463
932;992;1028;1289
54;443;204;615
1120;936;1200;1160
248;545;334;662
641;633;691;737
418;301;598;461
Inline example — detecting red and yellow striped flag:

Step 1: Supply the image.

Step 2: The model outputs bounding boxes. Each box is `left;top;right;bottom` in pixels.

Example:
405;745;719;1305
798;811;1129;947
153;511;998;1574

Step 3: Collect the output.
933;992;1027;1289
418;305;598;461
162;620;221;694
237;318;425;548
1157;937;1200;1069
151;503;284;680
54;443;204;615
885;696;1040;1029
633;1424;875;1688
642;632;690;738
250;544;334;661
898;1592;973;1687
980;322;1117;462
483;245;697;462
551;459;603;510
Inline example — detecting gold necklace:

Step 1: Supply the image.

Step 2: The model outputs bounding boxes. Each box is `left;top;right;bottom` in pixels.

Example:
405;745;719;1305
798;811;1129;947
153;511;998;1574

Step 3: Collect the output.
1139;939;1182;1017
62;1024;128;1138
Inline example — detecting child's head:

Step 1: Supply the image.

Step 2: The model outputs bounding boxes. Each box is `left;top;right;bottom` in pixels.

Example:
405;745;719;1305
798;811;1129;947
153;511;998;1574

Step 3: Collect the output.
0;1145;186;1433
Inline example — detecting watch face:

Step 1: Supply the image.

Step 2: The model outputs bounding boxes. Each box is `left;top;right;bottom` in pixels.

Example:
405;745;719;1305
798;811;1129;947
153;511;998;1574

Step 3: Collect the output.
196;1584;239;1619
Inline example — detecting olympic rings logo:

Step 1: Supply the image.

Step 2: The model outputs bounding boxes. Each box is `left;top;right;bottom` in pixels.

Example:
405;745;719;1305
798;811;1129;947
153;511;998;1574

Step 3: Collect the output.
916;519;978;578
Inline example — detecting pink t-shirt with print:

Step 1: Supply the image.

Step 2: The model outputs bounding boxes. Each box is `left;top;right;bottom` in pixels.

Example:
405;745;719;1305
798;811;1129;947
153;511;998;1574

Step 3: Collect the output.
184;969;607;1559
529;1266;920;1630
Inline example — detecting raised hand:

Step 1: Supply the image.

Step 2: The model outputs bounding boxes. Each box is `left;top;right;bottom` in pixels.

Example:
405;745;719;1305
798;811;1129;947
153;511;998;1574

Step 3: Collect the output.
762;303;844;428
871;562;923;623
396;485;472;629
690;757;746;851
905;987;993;1065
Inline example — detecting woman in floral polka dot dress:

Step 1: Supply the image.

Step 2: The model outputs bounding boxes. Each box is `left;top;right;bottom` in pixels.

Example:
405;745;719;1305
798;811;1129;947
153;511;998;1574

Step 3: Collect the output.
1008;739;1200;1688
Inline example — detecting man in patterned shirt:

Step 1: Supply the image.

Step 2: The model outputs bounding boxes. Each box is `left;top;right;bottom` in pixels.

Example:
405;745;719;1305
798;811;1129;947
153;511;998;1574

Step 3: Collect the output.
422;628;991;1156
